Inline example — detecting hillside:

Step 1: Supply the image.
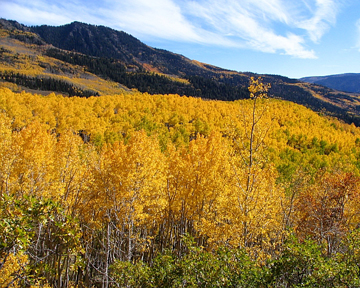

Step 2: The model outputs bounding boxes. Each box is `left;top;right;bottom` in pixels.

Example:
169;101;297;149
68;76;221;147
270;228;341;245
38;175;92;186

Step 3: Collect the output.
1;18;360;125
301;73;360;93
31;21;229;77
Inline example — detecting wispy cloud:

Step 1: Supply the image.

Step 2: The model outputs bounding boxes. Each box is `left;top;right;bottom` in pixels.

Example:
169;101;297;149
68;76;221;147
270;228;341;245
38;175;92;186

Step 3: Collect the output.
184;0;340;58
97;0;203;42
184;0;313;58
0;0;107;26
1;1;71;25
295;0;338;42
0;0;341;59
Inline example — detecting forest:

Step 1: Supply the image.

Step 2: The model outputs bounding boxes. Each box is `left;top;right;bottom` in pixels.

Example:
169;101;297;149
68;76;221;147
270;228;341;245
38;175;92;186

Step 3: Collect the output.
2;77;360;287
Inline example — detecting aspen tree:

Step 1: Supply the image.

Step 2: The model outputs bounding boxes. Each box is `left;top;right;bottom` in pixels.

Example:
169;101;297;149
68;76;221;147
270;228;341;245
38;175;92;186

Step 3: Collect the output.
0;114;14;196
163;132;229;252
89;131;166;286
10;121;56;198
205;77;284;258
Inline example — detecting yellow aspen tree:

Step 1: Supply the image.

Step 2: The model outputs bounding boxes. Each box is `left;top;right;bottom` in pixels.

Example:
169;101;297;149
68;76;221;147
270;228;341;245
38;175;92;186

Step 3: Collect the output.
91;130;167;232
89;130;166;287
0;113;14;196
208;78;284;258
163;132;229;251
10;121;56;198
52;130;94;215
160;142;185;251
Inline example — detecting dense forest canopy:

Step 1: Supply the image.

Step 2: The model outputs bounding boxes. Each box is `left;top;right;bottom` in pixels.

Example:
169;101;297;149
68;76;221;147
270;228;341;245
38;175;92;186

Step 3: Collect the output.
1;82;360;286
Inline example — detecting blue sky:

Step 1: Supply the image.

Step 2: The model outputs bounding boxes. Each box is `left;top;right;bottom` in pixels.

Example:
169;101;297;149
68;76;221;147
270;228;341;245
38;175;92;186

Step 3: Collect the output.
1;0;360;78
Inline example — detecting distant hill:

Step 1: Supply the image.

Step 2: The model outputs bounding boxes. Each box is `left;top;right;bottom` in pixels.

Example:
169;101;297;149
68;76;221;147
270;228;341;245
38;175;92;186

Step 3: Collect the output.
1;18;360;125
301;73;360;94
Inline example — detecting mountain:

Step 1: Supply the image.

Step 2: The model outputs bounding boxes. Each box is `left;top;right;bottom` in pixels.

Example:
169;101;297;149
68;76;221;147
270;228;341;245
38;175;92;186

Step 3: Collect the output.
301;73;360;94
31;21;230;77
1;18;360;125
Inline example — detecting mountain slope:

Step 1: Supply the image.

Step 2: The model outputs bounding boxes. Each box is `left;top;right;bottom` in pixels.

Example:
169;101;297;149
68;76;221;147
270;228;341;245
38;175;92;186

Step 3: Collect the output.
31;21;230;77
301;73;360;93
1;18;360;125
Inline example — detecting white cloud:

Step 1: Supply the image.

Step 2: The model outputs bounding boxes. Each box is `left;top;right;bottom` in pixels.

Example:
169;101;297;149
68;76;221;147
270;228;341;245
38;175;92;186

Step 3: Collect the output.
295;0;338;42
99;0;203;42
0;0;341;59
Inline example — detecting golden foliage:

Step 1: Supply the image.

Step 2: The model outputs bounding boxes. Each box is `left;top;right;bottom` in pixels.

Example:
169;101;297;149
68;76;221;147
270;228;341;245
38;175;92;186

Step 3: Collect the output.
0;252;29;288
1;79;360;283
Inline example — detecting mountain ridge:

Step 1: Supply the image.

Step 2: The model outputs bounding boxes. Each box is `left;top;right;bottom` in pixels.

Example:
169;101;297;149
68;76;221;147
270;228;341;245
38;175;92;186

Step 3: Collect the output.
31;21;234;77
301;73;360;93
